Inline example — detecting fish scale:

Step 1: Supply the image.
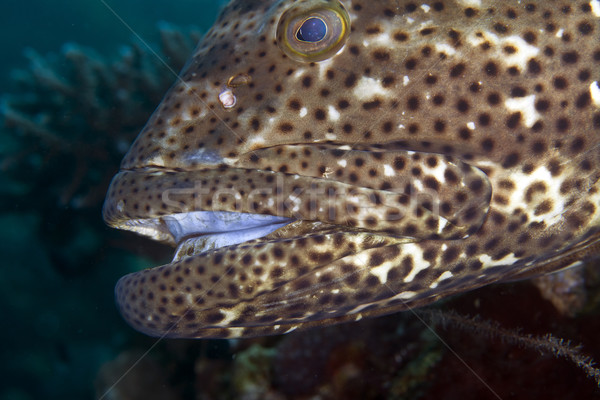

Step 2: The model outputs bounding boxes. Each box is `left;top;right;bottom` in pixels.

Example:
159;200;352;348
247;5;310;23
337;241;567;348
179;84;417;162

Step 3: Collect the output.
104;0;600;338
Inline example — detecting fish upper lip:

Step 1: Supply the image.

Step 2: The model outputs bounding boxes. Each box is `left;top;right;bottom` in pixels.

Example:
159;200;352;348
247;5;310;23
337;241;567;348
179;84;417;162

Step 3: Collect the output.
104;142;494;250
120;142;397;174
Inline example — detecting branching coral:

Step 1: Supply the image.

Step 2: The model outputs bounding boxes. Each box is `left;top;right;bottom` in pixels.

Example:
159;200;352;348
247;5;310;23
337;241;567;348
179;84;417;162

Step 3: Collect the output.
421;308;600;387
0;23;201;274
1;22;201;209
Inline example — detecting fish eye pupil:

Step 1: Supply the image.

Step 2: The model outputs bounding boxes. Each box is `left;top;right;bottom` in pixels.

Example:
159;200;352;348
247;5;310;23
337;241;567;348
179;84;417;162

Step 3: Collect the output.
296;17;327;42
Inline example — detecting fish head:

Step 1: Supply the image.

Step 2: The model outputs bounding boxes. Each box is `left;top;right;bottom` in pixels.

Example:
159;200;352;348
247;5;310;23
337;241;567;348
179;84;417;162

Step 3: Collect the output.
104;0;600;338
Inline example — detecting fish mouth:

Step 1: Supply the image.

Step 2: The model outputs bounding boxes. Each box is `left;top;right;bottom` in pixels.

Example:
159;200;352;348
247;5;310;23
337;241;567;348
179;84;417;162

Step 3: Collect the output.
102;165;378;263
153;210;294;261
103;146;493;339
115;209;351;263
103;144;493;262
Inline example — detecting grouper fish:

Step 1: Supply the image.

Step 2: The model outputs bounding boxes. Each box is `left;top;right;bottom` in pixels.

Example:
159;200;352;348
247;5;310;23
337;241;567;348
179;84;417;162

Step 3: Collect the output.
103;0;600;338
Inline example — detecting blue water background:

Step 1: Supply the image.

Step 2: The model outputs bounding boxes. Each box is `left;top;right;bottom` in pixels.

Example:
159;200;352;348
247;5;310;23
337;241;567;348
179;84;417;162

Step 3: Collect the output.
0;1;224;399
1;0;225;90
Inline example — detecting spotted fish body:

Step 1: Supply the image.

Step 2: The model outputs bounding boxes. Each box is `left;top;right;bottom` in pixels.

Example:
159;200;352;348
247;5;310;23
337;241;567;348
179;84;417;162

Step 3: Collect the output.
104;0;600;338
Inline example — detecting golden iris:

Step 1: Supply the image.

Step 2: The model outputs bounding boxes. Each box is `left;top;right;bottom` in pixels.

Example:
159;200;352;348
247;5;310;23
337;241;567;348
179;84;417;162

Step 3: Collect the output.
277;0;350;62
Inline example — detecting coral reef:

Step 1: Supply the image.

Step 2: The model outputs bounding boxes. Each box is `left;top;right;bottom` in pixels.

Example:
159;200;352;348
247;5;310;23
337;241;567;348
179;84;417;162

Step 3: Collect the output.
0;23;203;400
1;22;201;210
0;23;201;276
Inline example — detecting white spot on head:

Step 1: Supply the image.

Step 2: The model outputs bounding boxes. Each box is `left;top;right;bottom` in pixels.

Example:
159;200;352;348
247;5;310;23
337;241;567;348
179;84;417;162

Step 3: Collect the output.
591;81;600;107
359;29;393;47
214;309;239;326
370;261;394;284
555;28;564;38
467;122;476;130
413;179;424;191
591;0;600;17
403;76;410;86
328;105;340;121
383;164;395;177
293;69;306;79
437;218;448;233
337;159;347;167
467;32;539;70
478;253;520;268
390;291;417;300
417;20;434;31
299;107;307;117
424;160;448;186
429;270;453;288
421;4;431;12
317;58;335;78
504;95;540;128
435;43;457;56
246;136;265;148
218;89;236;108
402;243;431;282
353;77;388;99
491;166;566;225
456;0;481;6
370;33;392;45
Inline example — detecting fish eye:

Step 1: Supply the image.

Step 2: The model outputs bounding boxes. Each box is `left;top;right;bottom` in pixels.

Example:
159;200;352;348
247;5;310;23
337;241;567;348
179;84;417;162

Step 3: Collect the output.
277;0;350;62
296;17;327;42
